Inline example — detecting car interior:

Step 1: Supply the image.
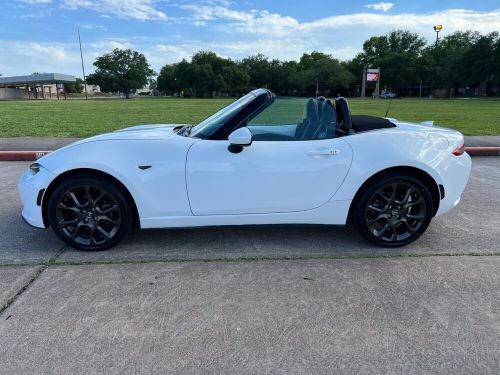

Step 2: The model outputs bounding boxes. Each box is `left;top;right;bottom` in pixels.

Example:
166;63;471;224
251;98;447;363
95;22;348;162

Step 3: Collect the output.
250;97;396;141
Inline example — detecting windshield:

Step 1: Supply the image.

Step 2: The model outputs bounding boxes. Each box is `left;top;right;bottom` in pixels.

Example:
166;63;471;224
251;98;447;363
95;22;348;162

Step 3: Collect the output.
189;93;255;139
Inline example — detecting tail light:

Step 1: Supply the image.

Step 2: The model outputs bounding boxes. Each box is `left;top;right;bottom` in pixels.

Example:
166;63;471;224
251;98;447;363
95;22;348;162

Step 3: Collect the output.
452;144;465;156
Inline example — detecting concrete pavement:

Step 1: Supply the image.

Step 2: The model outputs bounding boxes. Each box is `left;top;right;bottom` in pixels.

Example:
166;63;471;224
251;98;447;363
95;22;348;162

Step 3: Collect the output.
0;162;64;264
0;158;498;374
0;266;41;312
0;257;498;374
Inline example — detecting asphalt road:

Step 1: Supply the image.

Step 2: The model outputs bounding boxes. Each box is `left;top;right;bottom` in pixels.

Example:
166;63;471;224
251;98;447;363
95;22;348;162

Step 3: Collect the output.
0;158;499;374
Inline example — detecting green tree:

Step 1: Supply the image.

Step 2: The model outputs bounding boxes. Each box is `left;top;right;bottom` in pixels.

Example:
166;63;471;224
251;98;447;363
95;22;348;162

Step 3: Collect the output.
458;32;499;95
66;77;84;93
354;30;426;94
294;52;354;96
87;48;155;99
425;31;480;96
158;51;249;97
493;37;500;86
220;65;250;93
239;54;274;88
189;63;216;97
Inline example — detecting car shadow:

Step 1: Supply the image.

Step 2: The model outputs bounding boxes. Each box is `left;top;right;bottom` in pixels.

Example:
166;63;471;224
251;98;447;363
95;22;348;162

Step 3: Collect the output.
57;222;442;263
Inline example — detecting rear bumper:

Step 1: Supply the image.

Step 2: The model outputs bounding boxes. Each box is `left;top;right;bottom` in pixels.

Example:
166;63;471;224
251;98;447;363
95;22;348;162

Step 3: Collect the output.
435;152;472;216
18;166;55;228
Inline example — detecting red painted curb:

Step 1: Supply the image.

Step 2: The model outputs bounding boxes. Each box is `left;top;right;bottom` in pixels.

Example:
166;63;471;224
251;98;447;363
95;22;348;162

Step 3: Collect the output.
464;147;500;156
0;151;52;161
0;147;499;161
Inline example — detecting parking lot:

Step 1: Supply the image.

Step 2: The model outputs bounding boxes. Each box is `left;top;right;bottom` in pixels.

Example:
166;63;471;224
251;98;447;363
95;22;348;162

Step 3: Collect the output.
1;158;499;374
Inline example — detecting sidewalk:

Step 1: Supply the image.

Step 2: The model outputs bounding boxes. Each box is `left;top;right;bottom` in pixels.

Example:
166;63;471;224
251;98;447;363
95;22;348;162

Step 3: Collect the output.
1;257;499;374
465;136;500;147
0;137;79;151
0;136;499;151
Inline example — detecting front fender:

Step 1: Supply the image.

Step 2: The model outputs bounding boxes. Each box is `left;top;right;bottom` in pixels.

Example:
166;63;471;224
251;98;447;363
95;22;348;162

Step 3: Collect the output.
38;139;194;220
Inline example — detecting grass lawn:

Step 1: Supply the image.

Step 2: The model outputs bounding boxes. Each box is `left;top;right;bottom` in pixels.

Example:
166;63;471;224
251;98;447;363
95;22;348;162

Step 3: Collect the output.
0;97;499;137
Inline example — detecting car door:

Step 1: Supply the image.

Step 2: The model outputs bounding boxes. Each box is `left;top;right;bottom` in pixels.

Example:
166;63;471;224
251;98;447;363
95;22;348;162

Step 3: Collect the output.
185;136;352;215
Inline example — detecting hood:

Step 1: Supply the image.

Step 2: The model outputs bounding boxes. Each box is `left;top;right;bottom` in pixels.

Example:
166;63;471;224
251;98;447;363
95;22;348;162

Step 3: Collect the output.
36;123;193;168
66;124;190;148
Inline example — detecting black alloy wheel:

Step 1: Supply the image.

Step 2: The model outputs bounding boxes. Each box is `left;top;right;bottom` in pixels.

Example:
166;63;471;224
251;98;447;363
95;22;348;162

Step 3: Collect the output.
352;174;433;247
48;175;132;251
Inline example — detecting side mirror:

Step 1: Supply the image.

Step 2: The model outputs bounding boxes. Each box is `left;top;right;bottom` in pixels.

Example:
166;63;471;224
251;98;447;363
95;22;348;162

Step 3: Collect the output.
228;127;252;153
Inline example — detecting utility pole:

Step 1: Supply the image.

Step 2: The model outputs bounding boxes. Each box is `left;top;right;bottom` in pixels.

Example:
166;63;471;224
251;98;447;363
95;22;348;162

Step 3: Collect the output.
78;28;88;100
374;67;380;99
361;67;366;98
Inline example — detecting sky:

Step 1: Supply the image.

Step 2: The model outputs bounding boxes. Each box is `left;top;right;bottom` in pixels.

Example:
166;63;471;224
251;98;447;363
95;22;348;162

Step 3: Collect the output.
0;0;499;77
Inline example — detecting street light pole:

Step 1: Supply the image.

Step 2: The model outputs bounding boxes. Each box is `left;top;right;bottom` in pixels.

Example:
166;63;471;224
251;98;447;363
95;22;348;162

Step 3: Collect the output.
430;24;443;98
433;24;443;47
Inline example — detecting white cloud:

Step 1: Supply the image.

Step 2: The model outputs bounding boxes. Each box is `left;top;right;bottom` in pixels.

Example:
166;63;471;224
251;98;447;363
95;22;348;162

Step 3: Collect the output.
178;3;500;42
61;0;167;20
80;24;108;32
0;41;79;76
180;3;299;36
3;2;500;76
90;40;134;51
364;2;394;12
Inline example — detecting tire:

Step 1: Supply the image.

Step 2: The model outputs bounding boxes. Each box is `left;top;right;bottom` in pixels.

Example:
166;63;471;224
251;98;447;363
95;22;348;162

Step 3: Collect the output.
351;173;433;247
47;174;133;251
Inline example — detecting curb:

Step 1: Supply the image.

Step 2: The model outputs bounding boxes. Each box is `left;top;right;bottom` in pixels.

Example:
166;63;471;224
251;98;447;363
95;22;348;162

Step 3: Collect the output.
1;147;499;162
0;151;52;161
464;147;500;156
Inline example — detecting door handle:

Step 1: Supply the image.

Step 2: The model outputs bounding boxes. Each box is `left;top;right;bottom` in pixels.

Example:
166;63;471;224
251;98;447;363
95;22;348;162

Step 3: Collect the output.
307;149;340;156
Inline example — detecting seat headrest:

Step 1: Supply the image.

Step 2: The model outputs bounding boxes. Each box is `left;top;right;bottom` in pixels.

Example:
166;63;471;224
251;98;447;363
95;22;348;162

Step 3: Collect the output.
317;99;337;138
321;99;336;126
335;97;353;133
317;96;326;119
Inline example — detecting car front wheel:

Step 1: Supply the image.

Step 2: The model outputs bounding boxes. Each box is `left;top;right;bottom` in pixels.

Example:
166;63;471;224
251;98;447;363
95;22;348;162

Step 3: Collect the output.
47;174;132;251
352;174;433;247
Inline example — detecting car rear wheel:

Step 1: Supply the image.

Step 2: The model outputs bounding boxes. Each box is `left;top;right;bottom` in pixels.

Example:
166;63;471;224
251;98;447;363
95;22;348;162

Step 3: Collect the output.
47;174;132;251
352;174;433;247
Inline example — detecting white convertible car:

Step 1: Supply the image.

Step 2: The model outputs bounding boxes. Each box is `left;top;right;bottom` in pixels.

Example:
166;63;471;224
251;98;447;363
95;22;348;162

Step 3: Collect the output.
19;89;471;250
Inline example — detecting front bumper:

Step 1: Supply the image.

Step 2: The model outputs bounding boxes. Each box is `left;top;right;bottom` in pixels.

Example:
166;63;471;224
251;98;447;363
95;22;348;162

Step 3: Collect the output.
18;165;55;228
435;152;472;216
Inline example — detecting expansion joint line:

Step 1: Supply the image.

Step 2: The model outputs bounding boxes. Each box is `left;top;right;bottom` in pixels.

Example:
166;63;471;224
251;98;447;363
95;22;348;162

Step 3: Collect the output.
0;245;67;318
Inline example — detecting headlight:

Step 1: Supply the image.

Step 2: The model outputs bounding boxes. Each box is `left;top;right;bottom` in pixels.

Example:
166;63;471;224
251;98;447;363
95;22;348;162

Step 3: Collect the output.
29;162;41;174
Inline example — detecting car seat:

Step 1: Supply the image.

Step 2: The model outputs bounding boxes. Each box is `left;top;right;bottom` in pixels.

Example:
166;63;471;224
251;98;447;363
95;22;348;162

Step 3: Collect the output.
299;98;320;139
